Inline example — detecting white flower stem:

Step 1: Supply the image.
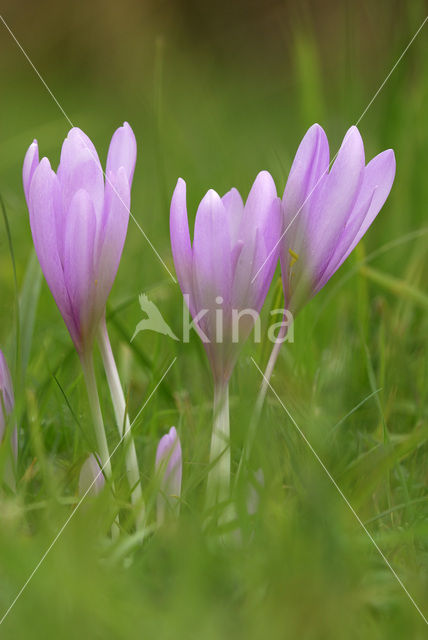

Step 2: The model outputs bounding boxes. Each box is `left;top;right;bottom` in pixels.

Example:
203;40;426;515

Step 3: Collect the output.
80;350;119;539
97;320;144;528
257;320;288;412
206;382;230;510
81;352;112;479
236;321;288;487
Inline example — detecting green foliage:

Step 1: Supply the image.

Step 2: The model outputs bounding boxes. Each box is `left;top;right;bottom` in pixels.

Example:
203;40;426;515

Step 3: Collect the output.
0;2;427;637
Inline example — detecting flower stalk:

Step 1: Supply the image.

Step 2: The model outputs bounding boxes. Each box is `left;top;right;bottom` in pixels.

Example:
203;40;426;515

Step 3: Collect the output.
253;124;396;416
257;320;288;414
80;351;119;538
97;320;144;527
206;382;230;510
170;172;281;513
80;352;112;480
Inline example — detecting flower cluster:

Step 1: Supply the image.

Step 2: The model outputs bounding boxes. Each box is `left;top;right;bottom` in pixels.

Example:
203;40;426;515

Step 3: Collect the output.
0;120;394;528
170;124;395;502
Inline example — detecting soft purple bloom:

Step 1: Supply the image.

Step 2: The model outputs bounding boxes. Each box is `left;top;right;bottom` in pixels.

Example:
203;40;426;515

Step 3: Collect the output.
170;172;281;383
23;123;137;354
0;350;14;426
0;350;17;472
78;454;105;496
280;124;396;314
155;426;182;522
0;349;15;439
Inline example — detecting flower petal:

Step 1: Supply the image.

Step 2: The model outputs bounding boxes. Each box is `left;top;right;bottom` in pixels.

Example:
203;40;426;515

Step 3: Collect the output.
106;122;137;187
170;178;193;302
192;189;231;344
156;426;182;522
57;128;104;219
156;426;182;483
0;350;14;414
261;196;282;264
94;167;130;312
63;189;97;344
307;126;365;274
29;159;78;345
241;171;277;240
23;140;39;207
348;149;396;250
234;229;268;313
255;198;282;309
281;124;330;252
222;187;244;245
280;124;330;307
315;149;396;292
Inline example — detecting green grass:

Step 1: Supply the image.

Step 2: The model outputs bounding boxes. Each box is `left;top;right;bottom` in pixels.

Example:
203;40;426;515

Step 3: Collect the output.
0;2;427;637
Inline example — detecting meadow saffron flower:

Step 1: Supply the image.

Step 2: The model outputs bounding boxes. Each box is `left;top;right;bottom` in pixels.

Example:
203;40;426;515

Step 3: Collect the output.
258;124;395;407
23;123;136;354
280;124;396;315
155;427;182;523
171;171;281;385
23;125;143;522
0;350;17;488
0;350;14;435
170;172;281;506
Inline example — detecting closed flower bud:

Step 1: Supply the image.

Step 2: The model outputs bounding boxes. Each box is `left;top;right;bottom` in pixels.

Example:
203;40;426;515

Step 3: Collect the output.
155;427;182;524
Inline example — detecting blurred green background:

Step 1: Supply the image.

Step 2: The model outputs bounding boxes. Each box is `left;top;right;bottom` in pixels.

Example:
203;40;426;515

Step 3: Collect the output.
0;0;427;637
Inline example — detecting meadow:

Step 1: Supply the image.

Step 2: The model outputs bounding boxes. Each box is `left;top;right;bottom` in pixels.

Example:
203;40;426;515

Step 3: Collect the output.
0;1;427;637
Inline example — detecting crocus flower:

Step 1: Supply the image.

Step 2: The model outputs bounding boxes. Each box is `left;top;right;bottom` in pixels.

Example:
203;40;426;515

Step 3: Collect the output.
170;171;281;385
171;172;281;507
255;124;396;412
23;123;137;355
0;350;15;445
78;454;105;497
279;124;396;315
155;426;182;523
0;350;17;488
23;125;142;520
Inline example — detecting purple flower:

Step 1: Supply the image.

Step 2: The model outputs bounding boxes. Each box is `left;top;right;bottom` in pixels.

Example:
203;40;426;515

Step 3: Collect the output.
170;172;281;384
0;350;17;474
280;124;396;314
155;426;182;522
0;350;14;438
78;454;105;497
23;123;137;354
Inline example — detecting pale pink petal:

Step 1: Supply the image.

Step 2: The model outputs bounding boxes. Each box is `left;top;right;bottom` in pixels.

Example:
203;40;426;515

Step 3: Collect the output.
193;189;232;315
57;128;104;219
94;168;130;312
222;187;244;245
106;122;137;186
63;189;97;344
29;159;78;345
23;140;39;207
315;149;396;292
170;179;194;306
